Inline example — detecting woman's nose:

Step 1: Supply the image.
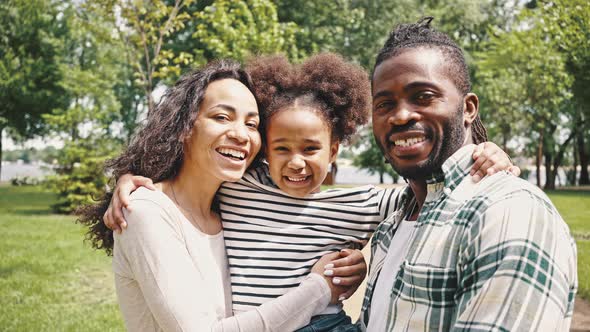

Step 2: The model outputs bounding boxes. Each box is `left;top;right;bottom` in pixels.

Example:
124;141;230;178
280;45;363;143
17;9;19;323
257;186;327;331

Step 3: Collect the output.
227;124;249;143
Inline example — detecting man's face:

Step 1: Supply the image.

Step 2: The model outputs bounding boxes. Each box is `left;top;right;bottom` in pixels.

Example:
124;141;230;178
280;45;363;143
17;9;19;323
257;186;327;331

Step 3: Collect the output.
371;47;468;180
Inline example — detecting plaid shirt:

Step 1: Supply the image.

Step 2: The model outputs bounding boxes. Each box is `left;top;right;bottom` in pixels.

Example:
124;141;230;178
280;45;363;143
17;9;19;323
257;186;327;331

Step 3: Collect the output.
357;144;578;331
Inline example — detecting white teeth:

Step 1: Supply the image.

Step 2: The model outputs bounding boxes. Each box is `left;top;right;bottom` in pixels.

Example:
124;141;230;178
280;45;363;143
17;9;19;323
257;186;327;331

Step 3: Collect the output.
394;136;426;147
218;148;245;159
287;176;308;182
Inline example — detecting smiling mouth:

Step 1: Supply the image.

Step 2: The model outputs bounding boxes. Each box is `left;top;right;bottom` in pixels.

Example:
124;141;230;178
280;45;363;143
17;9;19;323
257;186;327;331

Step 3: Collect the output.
216;147;246;161
285;176;310;183
393;135;427;147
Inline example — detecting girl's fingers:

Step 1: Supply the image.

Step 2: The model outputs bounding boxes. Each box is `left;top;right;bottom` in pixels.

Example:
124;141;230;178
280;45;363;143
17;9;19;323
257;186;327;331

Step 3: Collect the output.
329;274;363;287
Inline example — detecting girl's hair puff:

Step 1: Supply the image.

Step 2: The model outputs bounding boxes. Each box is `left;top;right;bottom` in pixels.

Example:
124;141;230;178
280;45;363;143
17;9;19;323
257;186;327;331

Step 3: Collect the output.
247;53;370;143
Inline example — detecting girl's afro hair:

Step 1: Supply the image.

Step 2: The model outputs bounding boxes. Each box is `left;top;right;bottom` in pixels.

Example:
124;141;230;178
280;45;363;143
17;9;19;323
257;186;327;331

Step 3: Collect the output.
246;53;371;143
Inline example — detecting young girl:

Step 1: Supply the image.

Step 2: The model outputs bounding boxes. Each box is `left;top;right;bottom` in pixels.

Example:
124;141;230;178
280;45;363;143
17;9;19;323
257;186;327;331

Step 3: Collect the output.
106;53;518;331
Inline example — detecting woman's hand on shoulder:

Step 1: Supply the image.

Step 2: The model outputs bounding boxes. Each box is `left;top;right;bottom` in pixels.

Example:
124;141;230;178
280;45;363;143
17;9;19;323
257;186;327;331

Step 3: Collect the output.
471;142;521;182
104;173;156;233
311;249;367;304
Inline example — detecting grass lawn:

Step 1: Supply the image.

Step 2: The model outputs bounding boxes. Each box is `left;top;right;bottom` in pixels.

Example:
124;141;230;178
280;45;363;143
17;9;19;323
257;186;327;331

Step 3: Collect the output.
0;185;588;330
0;185;124;331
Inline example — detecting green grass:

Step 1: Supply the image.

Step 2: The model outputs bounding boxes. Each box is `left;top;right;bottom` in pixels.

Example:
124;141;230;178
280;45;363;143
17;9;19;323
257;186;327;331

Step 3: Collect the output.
0;185;124;331
0;185;588;330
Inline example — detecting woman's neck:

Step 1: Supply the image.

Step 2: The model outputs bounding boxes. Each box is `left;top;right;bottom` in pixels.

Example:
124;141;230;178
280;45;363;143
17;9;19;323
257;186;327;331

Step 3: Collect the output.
163;164;223;232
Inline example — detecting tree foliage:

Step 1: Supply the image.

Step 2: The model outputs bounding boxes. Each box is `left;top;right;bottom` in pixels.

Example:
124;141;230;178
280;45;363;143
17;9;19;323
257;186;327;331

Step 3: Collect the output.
0;0;68;177
353;129;399;184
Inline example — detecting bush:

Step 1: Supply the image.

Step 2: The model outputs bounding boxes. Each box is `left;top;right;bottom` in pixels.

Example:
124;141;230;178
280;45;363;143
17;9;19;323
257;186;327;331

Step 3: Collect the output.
45;139;120;214
10;176;42;186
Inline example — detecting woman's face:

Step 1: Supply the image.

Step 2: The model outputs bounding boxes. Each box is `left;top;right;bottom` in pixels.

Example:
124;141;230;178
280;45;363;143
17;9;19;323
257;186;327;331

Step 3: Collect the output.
184;78;261;183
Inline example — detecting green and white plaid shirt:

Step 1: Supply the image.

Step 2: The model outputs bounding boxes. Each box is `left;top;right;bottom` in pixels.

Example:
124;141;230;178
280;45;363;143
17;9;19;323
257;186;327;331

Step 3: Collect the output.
358;144;577;331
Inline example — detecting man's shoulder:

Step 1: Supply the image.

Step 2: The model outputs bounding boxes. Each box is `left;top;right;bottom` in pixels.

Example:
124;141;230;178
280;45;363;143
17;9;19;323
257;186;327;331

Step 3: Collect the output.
455;171;553;210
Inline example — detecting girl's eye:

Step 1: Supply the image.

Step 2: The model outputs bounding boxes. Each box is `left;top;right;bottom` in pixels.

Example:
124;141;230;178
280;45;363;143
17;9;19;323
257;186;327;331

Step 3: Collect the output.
274;146;289;152
304;146;320;152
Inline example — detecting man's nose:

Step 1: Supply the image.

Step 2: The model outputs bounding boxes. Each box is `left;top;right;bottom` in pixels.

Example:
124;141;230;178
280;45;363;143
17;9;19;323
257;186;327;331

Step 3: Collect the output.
387;104;415;126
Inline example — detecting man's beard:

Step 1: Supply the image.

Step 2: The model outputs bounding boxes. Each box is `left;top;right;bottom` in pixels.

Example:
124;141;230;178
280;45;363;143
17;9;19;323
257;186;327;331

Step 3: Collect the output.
380;104;465;180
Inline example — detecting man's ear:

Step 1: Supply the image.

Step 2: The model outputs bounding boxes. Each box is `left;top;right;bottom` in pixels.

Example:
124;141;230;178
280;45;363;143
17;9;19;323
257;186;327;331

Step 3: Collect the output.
330;141;339;163
463;93;479;126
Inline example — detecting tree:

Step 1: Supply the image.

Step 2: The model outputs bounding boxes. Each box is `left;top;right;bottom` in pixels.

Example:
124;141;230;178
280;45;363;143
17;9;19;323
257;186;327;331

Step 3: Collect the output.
0;0;68;178
191;0;301;63
477;21;573;189
91;0;197;115
43;3;125;212
353;129;399;184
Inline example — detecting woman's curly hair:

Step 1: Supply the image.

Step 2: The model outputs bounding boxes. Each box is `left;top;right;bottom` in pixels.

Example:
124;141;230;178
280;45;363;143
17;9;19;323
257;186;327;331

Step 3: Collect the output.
77;59;256;255
247;53;371;143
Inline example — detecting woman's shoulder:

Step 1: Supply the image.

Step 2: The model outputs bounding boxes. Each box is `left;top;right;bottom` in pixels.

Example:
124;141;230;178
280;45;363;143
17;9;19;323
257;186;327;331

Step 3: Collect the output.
124;187;181;229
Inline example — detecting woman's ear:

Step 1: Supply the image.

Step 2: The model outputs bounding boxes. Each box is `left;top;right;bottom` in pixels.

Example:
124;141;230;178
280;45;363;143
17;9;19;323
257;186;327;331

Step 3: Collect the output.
463;93;479;126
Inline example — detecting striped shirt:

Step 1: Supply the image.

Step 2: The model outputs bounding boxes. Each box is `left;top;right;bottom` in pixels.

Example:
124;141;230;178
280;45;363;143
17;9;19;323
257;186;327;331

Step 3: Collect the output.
358;144;578;331
217;164;402;313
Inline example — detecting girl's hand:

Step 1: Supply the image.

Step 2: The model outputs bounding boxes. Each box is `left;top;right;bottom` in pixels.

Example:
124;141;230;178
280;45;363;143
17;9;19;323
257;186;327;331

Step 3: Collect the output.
471;142;521;182
321;249;367;302
103;174;155;233
311;252;348;304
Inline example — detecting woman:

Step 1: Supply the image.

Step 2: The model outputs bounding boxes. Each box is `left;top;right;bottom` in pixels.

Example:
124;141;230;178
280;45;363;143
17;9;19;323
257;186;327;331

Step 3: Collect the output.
78;60;364;331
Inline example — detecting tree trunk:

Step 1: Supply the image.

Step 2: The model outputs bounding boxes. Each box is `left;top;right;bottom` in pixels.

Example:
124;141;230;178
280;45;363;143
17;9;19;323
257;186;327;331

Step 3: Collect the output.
536;130;543;188
578;130;590;185
572;138;579;185
544;152;555;190
379;171;384;184
549;130;575;189
0;126;3;181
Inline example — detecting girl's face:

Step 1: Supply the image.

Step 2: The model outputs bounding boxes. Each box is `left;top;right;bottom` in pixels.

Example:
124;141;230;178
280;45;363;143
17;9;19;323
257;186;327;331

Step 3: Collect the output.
265;107;338;197
184;79;261;183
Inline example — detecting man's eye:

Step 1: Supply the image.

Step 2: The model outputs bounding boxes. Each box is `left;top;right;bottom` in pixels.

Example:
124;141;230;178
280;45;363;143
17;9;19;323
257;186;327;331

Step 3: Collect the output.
414;92;436;104
246;121;259;129
375;101;395;110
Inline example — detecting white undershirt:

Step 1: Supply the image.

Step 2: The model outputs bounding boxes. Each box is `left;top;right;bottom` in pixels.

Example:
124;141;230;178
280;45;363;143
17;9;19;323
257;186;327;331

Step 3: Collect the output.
367;219;416;332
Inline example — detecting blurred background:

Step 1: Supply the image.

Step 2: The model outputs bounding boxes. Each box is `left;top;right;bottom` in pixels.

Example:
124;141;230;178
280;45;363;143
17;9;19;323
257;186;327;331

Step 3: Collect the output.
1;0;589;330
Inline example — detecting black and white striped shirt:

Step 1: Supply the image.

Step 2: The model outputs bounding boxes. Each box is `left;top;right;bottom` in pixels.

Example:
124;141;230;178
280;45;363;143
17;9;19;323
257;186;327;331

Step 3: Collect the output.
218;165;403;313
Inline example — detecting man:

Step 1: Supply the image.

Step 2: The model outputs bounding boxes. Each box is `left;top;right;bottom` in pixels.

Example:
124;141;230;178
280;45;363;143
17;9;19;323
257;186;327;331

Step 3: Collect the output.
357;17;577;331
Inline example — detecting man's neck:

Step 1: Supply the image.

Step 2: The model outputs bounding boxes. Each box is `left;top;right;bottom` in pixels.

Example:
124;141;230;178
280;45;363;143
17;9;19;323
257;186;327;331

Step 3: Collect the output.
406;141;473;220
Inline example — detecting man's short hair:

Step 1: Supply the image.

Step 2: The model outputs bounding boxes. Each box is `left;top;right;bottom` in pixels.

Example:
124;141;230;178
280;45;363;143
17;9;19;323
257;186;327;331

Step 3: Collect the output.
373;17;471;96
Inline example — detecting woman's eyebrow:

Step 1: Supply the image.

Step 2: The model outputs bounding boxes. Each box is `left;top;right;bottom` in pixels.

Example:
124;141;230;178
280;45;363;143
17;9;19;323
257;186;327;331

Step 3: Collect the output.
209;104;259;117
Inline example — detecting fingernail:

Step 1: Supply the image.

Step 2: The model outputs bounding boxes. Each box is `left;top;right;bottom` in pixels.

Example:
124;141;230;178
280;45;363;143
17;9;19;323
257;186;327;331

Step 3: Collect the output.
333;277;341;284
122;222;127;229
338;295;346;301
324;270;334;276
472;174;481;182
324;263;334;269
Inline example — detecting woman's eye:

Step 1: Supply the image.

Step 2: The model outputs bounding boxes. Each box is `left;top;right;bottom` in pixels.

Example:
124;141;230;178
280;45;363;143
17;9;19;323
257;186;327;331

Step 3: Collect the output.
215;114;229;121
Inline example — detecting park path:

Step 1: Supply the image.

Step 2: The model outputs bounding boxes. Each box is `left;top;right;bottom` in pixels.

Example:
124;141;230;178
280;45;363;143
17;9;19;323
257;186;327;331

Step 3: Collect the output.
572;296;590;331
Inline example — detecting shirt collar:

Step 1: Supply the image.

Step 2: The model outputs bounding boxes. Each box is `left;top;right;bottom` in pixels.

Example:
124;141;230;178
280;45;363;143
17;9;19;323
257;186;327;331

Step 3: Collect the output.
424;144;476;202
